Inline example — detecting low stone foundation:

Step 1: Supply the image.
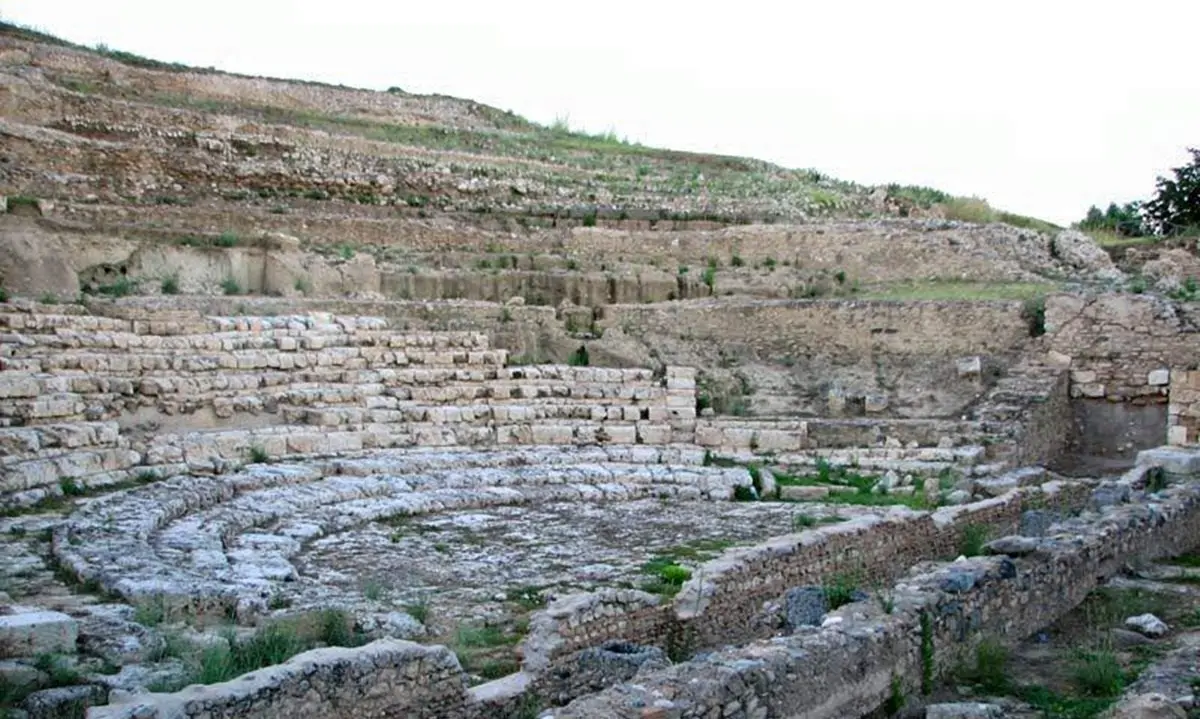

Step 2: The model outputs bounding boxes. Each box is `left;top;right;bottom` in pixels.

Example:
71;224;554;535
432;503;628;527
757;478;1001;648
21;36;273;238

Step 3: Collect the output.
89;640;471;719
88;451;1199;719
554;455;1200;718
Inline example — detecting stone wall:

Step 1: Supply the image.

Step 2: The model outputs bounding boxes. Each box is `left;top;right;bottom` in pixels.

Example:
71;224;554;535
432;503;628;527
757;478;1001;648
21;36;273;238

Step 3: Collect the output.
671;481;1088;649
517;478;1090;678
1169;370;1200;446
1044;293;1200;403
61;294;1033;419
602;299;1030;359
88;457;1190;719
88;640;476;719
555;457;1200;718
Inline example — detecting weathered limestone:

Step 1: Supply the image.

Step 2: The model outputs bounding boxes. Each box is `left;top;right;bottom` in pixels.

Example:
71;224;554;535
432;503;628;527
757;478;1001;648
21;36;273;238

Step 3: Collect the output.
79;448;1200;719
1168;369;1200;446
0;309;712;507
1044;294;1198;403
1136;447;1200;475
89;640;471;719
0;608;79;658
554;454;1200;718
53;446;751;618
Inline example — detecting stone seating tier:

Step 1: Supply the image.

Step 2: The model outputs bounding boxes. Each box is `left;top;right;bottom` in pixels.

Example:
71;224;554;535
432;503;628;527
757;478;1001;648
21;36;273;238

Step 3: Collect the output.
52;445;749;618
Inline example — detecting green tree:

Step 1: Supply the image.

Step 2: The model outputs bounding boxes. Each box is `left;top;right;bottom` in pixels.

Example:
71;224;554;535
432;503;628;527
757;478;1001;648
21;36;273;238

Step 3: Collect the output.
1079;201;1145;237
1143;147;1200;236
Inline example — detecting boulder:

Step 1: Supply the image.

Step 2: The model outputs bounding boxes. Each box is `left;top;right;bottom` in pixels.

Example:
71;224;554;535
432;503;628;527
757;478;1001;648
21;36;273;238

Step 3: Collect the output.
1125;613;1168;638
1051;230;1122;280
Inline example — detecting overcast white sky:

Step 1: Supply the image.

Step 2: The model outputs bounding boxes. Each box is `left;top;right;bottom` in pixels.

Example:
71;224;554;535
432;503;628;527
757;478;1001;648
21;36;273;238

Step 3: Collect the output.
4;0;1199;225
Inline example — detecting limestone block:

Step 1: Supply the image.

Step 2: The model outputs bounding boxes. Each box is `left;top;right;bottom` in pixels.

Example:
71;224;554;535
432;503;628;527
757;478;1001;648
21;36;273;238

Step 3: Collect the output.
779;485;829;501
636;424;670;445
1045;350;1072;369
1137;446;1200;474
1071;370;1097;384
668;407;697;421
694;426;724;447
531;425;573;445
0;374;39;399
755;430;803;453
605;426;637;444
1077;383;1106;398
827;387;847;415
0;609;78;658
1168;425;1189;446
1148;369;1170;386
956;356;982;378
666;373;696;391
723;428;756;449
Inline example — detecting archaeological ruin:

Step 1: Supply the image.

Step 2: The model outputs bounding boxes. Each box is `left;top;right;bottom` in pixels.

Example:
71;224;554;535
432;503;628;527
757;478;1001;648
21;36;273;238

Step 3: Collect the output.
1;20;1199;719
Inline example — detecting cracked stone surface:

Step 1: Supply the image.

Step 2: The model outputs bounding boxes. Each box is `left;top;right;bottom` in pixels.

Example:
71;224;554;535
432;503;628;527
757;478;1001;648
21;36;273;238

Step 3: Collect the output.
292;497;860;625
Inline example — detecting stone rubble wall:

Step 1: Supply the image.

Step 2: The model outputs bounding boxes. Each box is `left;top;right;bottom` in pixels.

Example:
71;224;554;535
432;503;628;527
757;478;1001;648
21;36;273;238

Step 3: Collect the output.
85;457;1192;719
518;477;1091;678
967;358;1071;467
553;454;1200;719
671;479;1089;649
1044;293;1200;403
87;639;476;719
1168;370;1200;446
695;418;991;452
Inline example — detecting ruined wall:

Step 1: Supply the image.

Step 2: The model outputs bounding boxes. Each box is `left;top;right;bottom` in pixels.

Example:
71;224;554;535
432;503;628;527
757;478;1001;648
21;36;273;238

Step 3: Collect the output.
518;479;1091;677
695;418;986;453
90;459;1198;719
672;482;1088;649
1044;293;1200;402
602;298;1028;358
87;295;1030;361
52;294;1029;420
1006;368;1073;467
1169;370;1200;446
556;464;1200;719
1042;294;1200;456
88;640;479;719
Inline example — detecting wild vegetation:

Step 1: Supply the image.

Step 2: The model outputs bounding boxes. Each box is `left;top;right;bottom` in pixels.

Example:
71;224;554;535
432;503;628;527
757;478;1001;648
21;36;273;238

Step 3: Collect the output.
1080;147;1200;241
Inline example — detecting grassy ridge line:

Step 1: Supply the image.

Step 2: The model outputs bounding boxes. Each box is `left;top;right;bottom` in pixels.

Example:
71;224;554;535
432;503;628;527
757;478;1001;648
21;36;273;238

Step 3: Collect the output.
3;19;1064;230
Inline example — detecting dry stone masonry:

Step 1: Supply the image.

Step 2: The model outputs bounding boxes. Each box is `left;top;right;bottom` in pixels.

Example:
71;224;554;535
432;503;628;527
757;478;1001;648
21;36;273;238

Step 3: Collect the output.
2;21;1200;719
1169;370;1200;446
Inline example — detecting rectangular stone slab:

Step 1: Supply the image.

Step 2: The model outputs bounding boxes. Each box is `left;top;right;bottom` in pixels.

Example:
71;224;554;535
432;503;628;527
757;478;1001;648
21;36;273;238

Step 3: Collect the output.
1137;447;1200;475
0;610;78;658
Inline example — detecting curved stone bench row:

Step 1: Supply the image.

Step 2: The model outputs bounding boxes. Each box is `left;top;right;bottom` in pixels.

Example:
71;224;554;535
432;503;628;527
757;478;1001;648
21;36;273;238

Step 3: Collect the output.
0;325;486;352
1;310;410;338
53;446;749;619
5;346;509;374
